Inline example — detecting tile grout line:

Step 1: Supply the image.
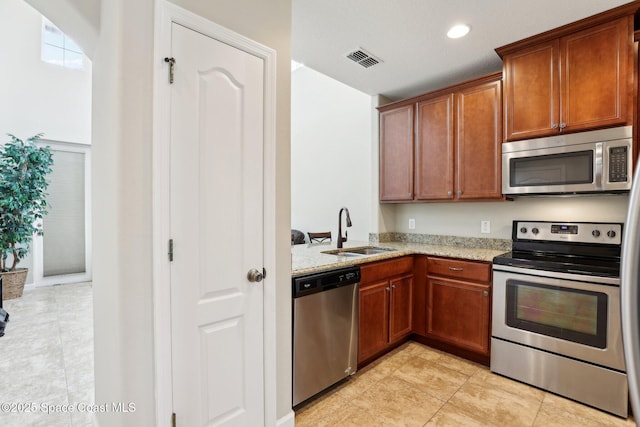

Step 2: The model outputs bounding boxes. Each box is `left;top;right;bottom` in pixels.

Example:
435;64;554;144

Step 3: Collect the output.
53;285;75;426
529;396;545;427
424;364;477;426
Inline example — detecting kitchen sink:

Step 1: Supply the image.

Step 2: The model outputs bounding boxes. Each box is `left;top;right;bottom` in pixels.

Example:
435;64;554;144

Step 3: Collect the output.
322;246;396;257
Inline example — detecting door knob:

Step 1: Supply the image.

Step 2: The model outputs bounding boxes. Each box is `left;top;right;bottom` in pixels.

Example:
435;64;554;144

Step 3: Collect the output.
247;268;263;283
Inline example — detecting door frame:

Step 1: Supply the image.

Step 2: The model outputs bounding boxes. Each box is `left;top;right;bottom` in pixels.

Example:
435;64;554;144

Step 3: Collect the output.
152;2;278;425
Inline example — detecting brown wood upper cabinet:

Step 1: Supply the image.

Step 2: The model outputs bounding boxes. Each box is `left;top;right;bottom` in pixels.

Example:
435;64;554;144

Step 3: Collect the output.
379;105;414;201
379;73;503;202
498;15;634;142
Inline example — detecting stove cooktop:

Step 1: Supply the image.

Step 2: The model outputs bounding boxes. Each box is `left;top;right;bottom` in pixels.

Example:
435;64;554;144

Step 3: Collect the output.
492;250;620;278
493;220;623;278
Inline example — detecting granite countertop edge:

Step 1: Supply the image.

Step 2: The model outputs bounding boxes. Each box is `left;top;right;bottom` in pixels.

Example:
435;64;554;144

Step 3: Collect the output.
291;239;510;277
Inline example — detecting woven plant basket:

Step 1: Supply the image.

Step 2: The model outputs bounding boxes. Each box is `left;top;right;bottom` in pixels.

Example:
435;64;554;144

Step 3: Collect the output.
1;268;28;300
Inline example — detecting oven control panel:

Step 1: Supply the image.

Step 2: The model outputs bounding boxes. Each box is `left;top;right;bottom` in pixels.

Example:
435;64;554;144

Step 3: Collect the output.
515;221;622;245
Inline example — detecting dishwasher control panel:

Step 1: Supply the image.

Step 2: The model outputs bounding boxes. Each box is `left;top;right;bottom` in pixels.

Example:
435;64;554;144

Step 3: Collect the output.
292;266;361;297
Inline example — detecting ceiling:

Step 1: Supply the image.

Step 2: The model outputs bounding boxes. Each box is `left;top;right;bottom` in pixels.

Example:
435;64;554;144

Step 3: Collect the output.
292;0;633;101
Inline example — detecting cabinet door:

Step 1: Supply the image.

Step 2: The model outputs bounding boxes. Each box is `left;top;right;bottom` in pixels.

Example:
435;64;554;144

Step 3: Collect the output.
358;280;390;363
503;40;560;141
427;277;490;355
456;79;503;200
561;17;631;133
415;94;455;200
379;105;414;201
389;274;413;343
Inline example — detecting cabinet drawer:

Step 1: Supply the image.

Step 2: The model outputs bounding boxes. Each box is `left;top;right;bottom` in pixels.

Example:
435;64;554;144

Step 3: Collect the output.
427;257;490;283
361;256;414;284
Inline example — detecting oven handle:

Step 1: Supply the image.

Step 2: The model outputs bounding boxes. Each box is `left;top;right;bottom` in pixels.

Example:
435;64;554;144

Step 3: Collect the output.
492;264;620;286
622;162;640;419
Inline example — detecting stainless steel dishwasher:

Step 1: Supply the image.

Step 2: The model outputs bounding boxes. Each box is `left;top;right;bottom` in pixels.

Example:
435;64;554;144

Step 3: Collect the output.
292;266;360;407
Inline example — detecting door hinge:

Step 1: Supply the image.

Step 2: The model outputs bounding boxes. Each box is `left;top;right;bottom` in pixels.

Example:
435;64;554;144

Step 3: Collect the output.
172;412;176;427
164;57;175;84
168;239;174;262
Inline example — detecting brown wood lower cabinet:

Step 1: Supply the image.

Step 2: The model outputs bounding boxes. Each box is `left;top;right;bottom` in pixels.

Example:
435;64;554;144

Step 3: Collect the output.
358;257;414;365
358;255;492;366
358;280;390;362
414;256;492;364
426;276;490;355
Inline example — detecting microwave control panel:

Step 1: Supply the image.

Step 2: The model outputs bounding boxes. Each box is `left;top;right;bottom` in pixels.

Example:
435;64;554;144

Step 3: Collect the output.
608;146;628;183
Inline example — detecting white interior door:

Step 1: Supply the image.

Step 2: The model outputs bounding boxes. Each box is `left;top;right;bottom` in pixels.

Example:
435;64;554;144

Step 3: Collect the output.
169;22;265;426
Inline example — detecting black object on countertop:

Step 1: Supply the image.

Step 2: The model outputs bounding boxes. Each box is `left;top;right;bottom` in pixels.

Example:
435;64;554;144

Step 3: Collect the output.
0;276;8;337
291;229;305;245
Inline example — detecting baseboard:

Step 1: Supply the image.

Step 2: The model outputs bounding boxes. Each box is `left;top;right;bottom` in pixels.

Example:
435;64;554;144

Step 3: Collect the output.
276;409;295;427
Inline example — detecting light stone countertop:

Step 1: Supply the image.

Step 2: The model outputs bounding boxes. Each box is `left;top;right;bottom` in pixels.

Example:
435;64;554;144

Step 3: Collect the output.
291;239;510;277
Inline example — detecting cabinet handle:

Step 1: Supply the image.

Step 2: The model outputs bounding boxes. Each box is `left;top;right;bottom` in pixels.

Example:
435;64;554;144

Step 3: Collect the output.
448;267;463;271
483;290;489;297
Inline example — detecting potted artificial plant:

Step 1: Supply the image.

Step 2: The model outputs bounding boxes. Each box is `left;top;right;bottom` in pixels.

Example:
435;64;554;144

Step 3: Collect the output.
0;134;53;300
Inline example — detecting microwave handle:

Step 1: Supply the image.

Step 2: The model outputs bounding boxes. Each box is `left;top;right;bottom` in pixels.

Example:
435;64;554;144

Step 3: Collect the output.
594;143;603;190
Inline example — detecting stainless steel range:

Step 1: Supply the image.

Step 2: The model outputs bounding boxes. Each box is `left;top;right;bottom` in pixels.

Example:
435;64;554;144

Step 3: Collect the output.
491;221;627;417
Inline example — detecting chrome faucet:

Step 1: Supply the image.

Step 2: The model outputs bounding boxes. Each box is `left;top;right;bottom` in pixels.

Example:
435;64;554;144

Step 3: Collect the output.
337;207;352;249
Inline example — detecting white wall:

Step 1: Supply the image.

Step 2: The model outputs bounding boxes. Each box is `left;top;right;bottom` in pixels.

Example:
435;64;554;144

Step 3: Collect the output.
393;195;630;239
0;0;92;144
291;66;372;242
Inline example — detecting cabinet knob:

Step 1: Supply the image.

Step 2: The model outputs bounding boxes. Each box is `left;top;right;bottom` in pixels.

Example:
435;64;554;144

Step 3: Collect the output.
457;190;462;196
392;284;396;289
386;287;390;291
483;290;489;297
552;123;558;129
447;191;452;196
559;122;566;130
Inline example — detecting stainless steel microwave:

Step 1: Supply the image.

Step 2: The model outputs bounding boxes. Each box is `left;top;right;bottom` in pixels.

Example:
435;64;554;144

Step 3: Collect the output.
502;126;633;196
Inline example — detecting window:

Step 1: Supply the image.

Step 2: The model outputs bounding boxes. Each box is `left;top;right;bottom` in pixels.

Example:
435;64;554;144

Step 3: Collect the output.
32;141;92;286
41;18;85;70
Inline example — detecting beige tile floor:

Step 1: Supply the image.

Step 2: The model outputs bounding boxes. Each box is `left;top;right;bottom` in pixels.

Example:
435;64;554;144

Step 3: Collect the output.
0;282;94;426
295;342;636;427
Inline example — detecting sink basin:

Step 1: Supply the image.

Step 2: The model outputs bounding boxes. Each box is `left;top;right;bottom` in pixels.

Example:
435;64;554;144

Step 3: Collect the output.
346;247;395;255
330;251;364;257
322;246;396;257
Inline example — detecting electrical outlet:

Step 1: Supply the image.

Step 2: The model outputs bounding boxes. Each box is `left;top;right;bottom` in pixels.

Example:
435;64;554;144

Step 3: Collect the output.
408;218;416;230
481;220;491;234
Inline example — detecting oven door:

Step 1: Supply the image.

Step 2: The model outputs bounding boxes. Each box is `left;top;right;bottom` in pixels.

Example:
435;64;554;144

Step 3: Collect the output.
492;266;624;371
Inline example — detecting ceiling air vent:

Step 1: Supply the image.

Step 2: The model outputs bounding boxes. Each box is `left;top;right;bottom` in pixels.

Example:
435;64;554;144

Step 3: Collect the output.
346;48;382;69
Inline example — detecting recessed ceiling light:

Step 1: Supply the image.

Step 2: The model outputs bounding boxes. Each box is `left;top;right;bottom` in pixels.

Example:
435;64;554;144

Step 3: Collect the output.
447;24;470;39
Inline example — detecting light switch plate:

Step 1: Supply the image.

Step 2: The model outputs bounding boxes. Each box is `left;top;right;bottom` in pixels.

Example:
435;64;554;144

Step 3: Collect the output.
408;218;416;230
481;220;490;234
